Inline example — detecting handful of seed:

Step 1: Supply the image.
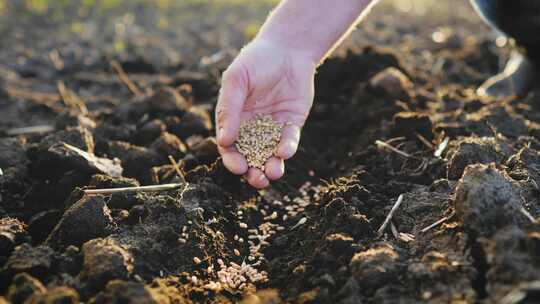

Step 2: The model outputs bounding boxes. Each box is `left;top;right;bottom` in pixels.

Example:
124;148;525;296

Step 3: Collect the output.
235;114;283;170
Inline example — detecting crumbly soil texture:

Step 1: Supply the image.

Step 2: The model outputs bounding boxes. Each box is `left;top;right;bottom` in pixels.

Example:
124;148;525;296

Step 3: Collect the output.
1;3;540;304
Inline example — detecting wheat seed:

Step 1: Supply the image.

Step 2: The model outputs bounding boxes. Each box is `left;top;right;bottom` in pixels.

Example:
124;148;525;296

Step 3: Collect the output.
236;114;283;170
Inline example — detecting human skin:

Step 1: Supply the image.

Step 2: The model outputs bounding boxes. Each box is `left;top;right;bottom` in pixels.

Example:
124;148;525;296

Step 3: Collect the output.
215;0;377;188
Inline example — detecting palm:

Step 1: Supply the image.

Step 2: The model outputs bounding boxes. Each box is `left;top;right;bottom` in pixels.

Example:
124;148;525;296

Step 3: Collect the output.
215;41;316;188
241;55;313;127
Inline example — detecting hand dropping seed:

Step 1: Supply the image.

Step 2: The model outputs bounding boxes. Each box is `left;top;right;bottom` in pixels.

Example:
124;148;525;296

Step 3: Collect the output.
236;114;283;170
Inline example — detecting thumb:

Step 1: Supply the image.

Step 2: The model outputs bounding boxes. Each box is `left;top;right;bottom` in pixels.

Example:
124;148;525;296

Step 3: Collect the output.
215;67;247;147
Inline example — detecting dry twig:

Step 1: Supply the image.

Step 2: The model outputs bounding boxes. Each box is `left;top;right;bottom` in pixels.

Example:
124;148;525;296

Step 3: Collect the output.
168;155;186;180
377;194;404;236
110;60;143;96
5;125;55;136
434;137;449;158
416;133;434;149
57;81;88;115
420;212;455;233
84;183;182;195
390;222;400;240
5;87;61;103
375;140;411;158
391;221;415;242
519;206;537;223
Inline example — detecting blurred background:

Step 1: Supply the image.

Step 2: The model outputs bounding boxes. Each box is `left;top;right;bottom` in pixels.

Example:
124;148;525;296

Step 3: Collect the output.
0;0;500;70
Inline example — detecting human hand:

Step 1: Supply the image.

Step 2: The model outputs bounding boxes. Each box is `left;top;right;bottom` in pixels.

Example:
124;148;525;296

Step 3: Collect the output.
215;39;316;188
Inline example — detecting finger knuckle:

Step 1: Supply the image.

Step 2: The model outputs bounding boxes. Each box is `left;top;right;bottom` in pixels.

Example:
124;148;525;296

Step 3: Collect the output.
222;67;242;85
223;60;250;86
216;108;229;123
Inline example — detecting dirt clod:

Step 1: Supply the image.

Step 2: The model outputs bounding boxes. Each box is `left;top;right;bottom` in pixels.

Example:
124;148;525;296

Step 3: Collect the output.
25;287;79;304
167;106;212;140
80;238;134;292
47;143;123;178
89;280;161;304
369;67;412;99
35;127;95;155
393;111;433;140
27;210;63;244
0;217;27;258
146;87;191;113
187;136;219;163
0;138;28;169
484;227;540;299
135;119;166;145
3;244;56;280
454;163;525;235
349;243;402;291
107;141;161;183
7;273;46;304
447;136;510;180
148;132;186;160
46;195;115;248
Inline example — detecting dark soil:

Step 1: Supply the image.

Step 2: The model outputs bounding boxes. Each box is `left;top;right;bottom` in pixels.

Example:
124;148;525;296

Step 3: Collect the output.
1;1;540;303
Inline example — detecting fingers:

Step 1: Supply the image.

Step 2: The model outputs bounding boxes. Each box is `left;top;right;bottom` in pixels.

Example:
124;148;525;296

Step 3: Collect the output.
265;157;285;180
216;68;247;147
276;124;301;160
220;143;283;186
218;146;248;175
245;167;269;189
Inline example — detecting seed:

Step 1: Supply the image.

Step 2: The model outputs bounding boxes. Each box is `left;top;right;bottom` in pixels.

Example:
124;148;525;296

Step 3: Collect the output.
291;217;307;229
235;114;283;170
234;249;241;256
193;257;202;264
239;222;248;229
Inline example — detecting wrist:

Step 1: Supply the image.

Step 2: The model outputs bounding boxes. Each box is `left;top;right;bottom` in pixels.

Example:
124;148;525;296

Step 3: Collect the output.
251;34;321;69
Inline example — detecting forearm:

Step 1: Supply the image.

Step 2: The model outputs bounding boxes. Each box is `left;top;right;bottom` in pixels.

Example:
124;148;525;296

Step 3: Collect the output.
256;0;377;64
